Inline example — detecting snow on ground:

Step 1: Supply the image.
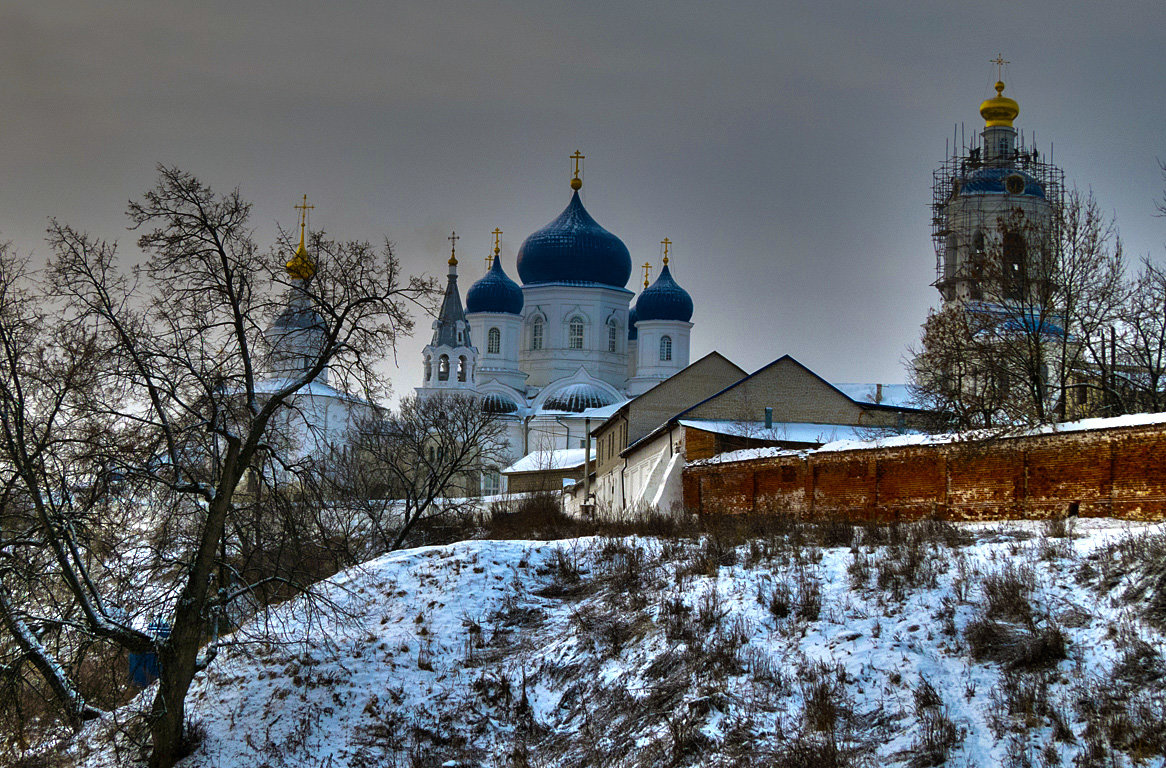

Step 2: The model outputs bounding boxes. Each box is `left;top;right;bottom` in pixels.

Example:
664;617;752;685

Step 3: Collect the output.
66;518;1166;767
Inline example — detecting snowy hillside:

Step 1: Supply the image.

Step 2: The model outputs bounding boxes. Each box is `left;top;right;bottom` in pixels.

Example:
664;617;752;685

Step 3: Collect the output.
66;517;1166;767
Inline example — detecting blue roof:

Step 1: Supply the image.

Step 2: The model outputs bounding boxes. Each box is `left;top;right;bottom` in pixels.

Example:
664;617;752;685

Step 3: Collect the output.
466;256;523;315
627;305;638;340
635;264;693;322
516;190;632;288
959;167;1046;199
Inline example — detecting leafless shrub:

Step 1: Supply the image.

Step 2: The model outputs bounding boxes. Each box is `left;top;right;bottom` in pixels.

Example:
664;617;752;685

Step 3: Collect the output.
533;545;590;599
981;562;1037;620
764;733;852;768
794;567;823;621
697;585;724;631
965;615;1067;669
763;581;792;620
988;672;1051;737
847;549;871;589
661;593;695;644
801;662;850;734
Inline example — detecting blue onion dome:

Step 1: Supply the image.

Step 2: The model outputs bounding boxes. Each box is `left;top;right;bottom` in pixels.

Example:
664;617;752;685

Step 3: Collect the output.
958;167;1045;199
466;256;523;314
517;190;632;287
627;305;639;341
480;392;519;414
542;383;617;412
634;264;693;322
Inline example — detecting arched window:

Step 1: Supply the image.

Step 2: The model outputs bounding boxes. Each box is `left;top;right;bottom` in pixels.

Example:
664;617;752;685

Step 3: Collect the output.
423;355;432;381
660;335;672;362
487;327;501;354
568;317;584;350
607;321;618;353
457;356;467;382
1002;230;1026;301
438;354;450;381
530;318;543;351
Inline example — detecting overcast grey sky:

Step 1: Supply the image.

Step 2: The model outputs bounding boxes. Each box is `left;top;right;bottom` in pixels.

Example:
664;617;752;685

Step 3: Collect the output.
2;1;1164;399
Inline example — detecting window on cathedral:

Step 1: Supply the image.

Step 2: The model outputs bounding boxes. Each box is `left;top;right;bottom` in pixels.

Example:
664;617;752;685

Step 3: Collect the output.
568;317;584;350
438;354;449;381
457;356;467;382
531;319;543;351
423;356;432;381
487;327;500;354
608;321;618;353
660;335;672;361
972;230;985;254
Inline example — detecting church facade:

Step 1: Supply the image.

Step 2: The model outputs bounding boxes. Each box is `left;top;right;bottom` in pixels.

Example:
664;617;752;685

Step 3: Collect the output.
416;156;697;489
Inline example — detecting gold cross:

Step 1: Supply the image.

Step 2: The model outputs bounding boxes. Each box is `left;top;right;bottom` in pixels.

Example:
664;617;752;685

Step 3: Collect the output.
487;227;502;270
448;231;459;266
990;54;1009;81
570;150;585;179
642;261;652;289
294;194;314;248
661;237;671;266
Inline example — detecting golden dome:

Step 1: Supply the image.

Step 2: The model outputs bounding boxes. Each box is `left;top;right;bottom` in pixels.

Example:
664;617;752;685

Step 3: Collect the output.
285;240;316;281
979;81;1019;128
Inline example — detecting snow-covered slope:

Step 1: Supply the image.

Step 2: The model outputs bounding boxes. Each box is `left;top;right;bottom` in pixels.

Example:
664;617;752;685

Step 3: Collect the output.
66;519;1166;767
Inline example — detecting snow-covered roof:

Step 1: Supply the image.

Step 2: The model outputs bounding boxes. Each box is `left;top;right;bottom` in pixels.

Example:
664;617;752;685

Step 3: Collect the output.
502;448;588;474
251;377;370;404
678;419;879;445
831;382;914;409
695;410;1166;465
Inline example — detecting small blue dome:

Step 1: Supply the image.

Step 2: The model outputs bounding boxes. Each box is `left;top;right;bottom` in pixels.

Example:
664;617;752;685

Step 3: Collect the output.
959;167;1046;199
517;191;632;287
466;256;523;315
635;265;693;322
542;383;617;413
627;305;638;341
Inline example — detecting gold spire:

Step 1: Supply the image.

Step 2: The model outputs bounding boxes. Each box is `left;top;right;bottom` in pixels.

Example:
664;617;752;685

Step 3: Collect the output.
285;194;316;280
447;231;459;267
642;261;652;289
980;55;1019;128
570;150;585;191
487;227;502;270
661;237;671;267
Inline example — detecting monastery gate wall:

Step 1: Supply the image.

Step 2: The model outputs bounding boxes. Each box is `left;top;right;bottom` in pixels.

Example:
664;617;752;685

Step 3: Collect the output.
681;422;1166;522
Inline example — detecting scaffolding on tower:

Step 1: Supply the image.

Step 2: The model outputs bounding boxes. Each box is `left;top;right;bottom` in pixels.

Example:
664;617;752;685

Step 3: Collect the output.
931;127;1064;293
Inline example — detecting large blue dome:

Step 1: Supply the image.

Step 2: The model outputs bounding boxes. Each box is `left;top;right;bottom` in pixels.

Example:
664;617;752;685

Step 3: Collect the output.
635;265;693;322
466;256;523;315
627;305;639;341
516;191;632;287
958;167;1046;199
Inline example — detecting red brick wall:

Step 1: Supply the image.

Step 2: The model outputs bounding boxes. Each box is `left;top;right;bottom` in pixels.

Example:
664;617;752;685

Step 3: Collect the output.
682;423;1166;522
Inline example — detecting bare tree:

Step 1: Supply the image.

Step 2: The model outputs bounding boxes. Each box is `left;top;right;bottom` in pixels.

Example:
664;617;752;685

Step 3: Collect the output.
327;393;509;552
0;166;432;767
1118;257;1166;411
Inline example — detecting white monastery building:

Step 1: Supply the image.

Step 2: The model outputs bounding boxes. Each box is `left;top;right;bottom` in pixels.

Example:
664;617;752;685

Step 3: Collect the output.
416;154;696;489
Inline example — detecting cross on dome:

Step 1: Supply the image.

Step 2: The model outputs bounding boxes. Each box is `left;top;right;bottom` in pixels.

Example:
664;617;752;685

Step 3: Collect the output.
570;150;585;190
448;231;459;267
285;194;317;280
991;53;1009;82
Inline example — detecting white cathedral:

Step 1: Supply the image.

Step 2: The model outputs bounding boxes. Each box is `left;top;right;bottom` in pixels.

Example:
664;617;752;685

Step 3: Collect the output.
415;156;696;489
